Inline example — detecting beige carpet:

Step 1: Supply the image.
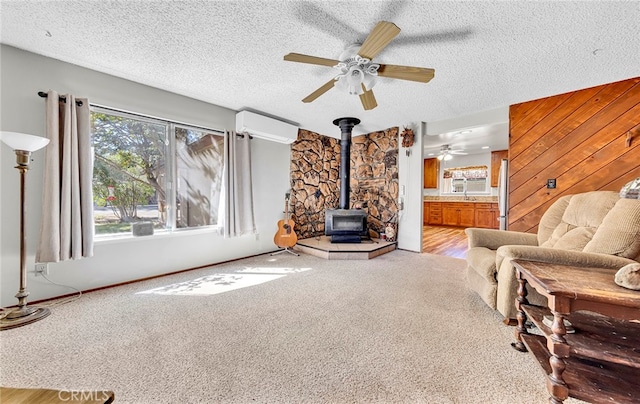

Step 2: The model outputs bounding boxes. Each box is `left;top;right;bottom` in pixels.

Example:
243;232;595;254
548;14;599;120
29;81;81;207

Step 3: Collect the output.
0;250;583;403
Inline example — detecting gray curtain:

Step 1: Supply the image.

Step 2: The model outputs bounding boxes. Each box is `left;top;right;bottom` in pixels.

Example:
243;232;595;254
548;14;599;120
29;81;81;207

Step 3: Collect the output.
219;131;256;237
36;90;94;262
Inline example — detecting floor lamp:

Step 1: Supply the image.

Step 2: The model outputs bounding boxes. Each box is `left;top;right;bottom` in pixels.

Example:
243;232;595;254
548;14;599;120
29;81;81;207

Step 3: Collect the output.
0;131;51;331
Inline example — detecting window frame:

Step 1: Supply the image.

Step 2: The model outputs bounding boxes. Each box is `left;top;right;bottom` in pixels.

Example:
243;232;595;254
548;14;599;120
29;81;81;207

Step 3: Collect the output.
441;165;490;195
90;105;226;239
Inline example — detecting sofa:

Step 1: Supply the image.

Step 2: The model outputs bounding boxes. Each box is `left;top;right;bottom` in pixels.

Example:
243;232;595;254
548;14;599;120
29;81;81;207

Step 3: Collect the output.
465;191;640;321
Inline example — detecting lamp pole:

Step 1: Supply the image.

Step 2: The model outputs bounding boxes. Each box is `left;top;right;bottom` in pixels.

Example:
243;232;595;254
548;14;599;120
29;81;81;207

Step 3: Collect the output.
0;133;51;330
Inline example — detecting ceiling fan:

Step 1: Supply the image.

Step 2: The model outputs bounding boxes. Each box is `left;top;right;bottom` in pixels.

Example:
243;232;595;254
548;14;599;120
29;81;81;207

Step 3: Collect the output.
437;144;467;161
284;21;435;111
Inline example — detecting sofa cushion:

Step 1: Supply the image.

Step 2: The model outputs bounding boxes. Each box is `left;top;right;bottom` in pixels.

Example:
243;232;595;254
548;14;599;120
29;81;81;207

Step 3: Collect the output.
540;191;619;250
584;198;640;259
551;226;596;251
537;195;571;245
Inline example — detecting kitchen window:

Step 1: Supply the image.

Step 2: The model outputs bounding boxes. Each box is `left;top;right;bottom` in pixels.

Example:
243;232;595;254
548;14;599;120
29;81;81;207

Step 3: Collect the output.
442;165;489;195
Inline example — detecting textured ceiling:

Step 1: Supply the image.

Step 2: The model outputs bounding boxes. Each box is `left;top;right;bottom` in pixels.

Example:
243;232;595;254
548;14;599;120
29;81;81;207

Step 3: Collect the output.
1;0;639;148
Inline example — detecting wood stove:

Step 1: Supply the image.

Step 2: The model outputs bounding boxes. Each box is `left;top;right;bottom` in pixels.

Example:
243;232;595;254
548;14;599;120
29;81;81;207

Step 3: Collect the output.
324;117;368;243
325;208;367;243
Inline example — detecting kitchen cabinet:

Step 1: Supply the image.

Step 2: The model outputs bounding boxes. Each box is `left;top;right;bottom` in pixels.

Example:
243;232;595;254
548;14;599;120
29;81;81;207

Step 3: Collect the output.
441;202;475;227
442;206;458;226
474;203;499;229
423;158;440;189
424;201;499;228
423;202;429;225
427;202;442;225
490;150;508;187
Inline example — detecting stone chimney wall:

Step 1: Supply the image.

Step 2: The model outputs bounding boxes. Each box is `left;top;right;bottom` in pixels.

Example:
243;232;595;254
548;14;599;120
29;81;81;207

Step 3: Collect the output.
290;127;399;239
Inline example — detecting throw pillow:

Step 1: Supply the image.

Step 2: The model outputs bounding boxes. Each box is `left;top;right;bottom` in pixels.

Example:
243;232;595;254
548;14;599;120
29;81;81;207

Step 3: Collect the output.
583;198;640;259
620;177;640;199
614;263;640;290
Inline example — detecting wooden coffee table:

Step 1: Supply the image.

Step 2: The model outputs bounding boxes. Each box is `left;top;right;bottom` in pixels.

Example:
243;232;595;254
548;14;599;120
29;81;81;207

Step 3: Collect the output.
511;260;640;404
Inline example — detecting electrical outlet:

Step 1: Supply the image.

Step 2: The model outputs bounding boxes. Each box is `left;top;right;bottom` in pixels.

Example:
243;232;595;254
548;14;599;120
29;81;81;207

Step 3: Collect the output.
34;263;49;276
547;179;557;189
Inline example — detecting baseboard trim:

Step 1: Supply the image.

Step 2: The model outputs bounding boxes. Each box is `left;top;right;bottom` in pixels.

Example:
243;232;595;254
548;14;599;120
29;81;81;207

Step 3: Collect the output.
13;251;276;307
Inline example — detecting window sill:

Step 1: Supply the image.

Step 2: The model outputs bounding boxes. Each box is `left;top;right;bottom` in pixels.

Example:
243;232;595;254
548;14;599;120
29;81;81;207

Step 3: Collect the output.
94;226;219;245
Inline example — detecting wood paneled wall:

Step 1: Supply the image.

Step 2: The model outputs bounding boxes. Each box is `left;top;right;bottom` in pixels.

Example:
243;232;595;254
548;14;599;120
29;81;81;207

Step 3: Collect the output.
508;76;640;233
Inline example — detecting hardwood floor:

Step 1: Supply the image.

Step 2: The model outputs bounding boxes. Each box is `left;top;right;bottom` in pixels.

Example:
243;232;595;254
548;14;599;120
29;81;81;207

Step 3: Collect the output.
422;225;469;259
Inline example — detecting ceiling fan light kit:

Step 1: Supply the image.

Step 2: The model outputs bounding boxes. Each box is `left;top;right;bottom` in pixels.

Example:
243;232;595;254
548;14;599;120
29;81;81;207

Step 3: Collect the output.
284;21;435;110
333;54;379;95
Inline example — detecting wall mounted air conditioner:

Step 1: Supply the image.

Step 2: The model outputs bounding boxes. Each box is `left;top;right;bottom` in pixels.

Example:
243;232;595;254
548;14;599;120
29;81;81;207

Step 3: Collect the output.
235;110;299;144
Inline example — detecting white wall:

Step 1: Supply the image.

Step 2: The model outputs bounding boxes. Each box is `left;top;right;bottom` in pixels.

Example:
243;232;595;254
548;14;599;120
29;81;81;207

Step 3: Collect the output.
0;45;291;306
424;107;508;136
396;123;423;253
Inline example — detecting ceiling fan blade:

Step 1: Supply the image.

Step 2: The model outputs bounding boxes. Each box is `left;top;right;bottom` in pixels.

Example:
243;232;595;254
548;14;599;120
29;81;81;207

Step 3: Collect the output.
357;21;401;60
284;53;339;67
302;79;336;103
359;86;377;110
293;2;363;43
378;64;435;83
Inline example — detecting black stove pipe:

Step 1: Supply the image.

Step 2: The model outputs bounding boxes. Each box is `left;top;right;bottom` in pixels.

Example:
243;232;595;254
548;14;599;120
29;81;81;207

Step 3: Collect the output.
332;117;361;210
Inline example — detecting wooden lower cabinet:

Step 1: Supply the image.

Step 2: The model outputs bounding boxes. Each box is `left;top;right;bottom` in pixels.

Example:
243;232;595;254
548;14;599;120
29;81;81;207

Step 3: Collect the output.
425;201;499;229
428;202;442;225
474;203;499;229
442;203;475;227
442;206;457;225
459;207;476;227
423;202;429;225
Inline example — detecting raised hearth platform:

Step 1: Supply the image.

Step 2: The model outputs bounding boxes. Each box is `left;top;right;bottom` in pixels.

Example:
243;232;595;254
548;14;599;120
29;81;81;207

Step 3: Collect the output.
294;236;396;260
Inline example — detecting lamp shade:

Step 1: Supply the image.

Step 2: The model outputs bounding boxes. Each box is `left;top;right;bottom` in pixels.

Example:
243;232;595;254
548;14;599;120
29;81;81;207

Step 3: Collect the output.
0;131;50;152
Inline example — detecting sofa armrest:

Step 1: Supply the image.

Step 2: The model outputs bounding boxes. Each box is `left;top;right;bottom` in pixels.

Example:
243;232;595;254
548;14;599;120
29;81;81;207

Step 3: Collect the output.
465;228;539;250
496;245;638;269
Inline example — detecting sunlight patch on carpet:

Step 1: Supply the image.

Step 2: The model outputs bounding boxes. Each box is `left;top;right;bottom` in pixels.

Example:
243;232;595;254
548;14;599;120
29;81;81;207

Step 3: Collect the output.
137;273;285;296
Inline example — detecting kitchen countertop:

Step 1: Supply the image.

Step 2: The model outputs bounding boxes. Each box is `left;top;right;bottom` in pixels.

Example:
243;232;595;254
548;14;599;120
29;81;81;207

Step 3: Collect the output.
423;196;498;203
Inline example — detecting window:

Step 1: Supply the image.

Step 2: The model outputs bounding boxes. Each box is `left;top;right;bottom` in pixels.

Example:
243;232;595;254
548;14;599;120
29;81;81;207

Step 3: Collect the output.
91;107;224;236
442;165;489;194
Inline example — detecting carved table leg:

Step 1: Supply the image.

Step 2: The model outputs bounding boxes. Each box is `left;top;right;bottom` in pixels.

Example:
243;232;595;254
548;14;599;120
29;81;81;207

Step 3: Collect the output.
546;311;569;403
511;270;530;352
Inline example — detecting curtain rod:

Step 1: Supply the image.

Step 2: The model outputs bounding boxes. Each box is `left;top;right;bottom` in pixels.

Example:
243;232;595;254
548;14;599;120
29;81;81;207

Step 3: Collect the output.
38;91;83;107
39;92;249;138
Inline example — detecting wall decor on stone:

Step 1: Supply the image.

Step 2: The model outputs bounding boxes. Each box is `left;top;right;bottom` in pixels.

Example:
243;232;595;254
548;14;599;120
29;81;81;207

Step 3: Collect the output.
290;127;399;240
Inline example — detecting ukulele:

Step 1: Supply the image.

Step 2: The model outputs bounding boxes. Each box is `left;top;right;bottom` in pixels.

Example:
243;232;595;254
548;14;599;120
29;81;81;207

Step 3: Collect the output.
273;193;298;248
